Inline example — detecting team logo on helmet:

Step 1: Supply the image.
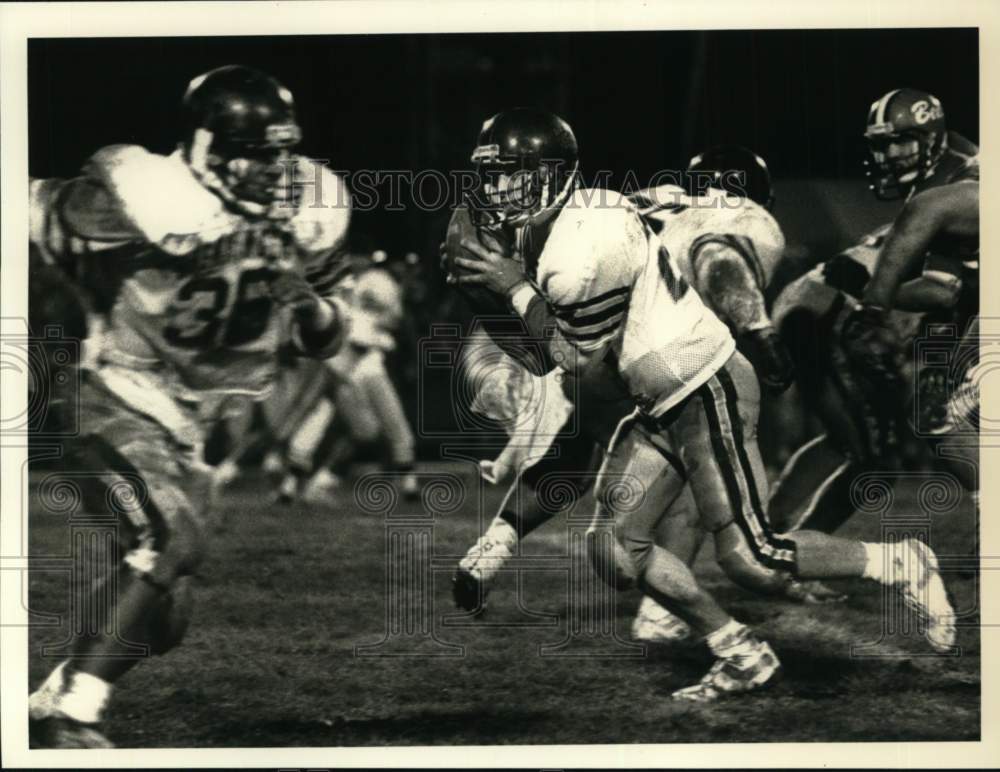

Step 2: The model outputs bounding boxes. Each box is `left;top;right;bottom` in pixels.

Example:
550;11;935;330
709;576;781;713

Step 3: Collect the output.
910;98;944;126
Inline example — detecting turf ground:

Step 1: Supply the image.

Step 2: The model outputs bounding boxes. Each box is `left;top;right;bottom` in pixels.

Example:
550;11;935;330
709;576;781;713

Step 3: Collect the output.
27;462;981;747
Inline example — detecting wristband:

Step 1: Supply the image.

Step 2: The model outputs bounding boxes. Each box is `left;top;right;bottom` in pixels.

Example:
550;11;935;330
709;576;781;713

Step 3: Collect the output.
509;281;539;317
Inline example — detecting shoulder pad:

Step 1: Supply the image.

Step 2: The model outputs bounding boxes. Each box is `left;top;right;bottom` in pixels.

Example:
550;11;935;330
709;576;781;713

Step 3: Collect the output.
84;145;227;250
741;200;785;248
288;160;352;255
555;190;643;254
541;191;642;300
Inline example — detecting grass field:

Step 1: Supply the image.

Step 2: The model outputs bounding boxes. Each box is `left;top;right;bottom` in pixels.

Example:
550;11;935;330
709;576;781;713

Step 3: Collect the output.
27;462;981;747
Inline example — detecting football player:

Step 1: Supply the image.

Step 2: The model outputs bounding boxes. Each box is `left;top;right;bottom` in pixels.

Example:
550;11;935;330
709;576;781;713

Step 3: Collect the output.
450;145;828;640
27;65;351;747
768;226;935;536
843;88;979;494
454;107;955;701
634;145;794;395
276;260;419;503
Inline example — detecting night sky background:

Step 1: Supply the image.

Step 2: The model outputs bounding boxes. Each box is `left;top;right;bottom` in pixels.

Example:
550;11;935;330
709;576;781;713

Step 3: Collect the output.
29;29;978;263
26;29;980;454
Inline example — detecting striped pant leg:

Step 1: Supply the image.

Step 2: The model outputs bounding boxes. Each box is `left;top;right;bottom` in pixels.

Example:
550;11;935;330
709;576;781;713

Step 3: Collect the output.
669;353;798;575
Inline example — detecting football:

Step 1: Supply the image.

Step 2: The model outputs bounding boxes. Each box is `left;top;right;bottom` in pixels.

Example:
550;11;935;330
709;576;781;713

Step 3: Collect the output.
443;205;515;315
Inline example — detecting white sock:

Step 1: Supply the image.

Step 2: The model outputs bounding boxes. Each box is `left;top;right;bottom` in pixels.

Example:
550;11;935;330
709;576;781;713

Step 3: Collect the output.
28;660;69;720
52;668;113;725
636;594;673;622
862;540;916;586
861;541;888;583
483;517;518;552
705;619;753;658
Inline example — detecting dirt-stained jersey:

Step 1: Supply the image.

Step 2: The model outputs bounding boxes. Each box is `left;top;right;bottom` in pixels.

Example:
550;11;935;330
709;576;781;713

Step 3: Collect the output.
535;187;734;417
631;184;785;290
30;144;351;399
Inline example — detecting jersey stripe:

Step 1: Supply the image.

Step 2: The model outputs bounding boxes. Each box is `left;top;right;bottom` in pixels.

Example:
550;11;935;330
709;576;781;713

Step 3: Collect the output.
558;322;622;351
550;285;629;314
556;297;628;328
557;307;625;338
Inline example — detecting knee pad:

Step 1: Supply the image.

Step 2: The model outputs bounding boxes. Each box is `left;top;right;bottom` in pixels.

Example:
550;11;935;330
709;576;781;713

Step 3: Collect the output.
586;526;637;591
146;575;194;656
714;525;789;596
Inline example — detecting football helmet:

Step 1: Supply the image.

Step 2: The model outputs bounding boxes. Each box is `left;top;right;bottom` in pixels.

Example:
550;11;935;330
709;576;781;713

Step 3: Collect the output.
465;107;579;231
686;145;774;209
864;88;947;200
181;65;302;216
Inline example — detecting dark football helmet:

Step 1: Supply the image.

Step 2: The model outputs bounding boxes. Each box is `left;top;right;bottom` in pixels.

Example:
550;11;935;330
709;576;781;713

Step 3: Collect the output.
864;88;947;200
686;145;774;209
465;107;579;231
181;65;302;214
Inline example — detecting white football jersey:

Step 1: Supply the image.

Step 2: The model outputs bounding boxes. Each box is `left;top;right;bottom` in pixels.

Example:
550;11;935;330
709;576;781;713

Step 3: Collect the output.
535;187;734;417
29;144;351;399
632;184;785;290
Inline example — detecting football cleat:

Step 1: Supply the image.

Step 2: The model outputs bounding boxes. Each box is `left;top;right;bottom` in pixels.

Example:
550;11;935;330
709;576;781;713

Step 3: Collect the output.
274;473;299;505
209;458;239;504
630;596;692;644
29;715;114;749
452;533;515;612
300;468;342;504
452;566;485;614
261;450;285;475
672;639;781;703
894;538;957;652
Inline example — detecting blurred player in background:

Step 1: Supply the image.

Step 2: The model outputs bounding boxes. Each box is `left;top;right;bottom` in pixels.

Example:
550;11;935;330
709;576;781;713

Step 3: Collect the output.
274;256;420;503
27;65;351;747
453;107;956;701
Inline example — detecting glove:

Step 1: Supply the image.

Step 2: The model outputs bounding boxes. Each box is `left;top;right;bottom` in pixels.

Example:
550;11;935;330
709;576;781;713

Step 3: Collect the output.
841;304;904;390
740;327;795;394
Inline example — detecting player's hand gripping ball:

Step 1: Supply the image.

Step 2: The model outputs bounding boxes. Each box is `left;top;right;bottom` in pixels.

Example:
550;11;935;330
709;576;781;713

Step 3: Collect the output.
443;206;518;314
